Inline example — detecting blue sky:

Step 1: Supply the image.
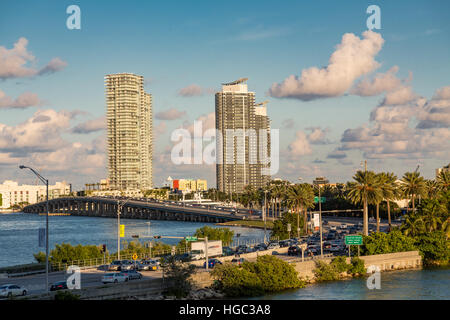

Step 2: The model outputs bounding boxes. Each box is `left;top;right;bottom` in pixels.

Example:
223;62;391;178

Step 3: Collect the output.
0;0;449;189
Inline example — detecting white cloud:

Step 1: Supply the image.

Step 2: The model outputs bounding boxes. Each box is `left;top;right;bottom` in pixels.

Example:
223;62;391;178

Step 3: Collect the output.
268;30;384;101
0;37;67;79
71;116;106;134
287;131;312;156
178;84;215;97
0;90;42;109
350;66;404;96
155;108;186;120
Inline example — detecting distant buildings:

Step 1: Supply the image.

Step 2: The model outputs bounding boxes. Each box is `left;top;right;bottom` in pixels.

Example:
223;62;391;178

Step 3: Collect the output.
0;180;71;209
105;73;153;191
215;78;271;194
172;179;208;192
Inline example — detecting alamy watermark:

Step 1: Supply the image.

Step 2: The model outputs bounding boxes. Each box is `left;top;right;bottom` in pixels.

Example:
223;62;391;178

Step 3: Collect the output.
366;265;381;290
170;121;279;175
66;5;81;30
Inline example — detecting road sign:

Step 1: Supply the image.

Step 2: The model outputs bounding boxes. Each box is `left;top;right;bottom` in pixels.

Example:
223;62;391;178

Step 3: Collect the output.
345;235;363;245
314;196;326;203
119;224;125;238
132;253;138;260
185;236;198;242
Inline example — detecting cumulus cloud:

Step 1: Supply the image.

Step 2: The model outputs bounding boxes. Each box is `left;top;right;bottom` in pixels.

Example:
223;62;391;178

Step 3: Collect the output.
338;85;450;160
0;109;74;154
416;85;450;129
179;112;216;139
155;108;186;120
37;57;68;76
0;37;67;79
0;90;43;109
178;84;215;97
350;66;405;96
268;30;384;101
306;126;332;144
71;116;106;134
327;150;347;159
287;131;312;156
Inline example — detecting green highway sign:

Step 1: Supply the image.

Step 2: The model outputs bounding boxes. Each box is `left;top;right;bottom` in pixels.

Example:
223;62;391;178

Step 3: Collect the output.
345;235;363;245
185;236;198;241
314;196;326;203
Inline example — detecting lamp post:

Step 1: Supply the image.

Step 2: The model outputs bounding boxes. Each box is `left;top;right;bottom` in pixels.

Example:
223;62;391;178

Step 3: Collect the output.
313;177;328;259
19;165;49;294
117;199;130;261
263;190;268;244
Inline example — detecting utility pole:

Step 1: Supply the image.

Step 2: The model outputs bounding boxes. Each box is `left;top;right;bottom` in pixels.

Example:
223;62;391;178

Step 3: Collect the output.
263;190;268;244
20;165;49;294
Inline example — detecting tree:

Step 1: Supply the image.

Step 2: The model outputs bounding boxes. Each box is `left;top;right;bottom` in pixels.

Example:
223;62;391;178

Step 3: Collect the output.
286;184;314;237
400;171;427;213
161;256;196;298
347;170;382;236
378;172;398;231
193;226;234;245
436;170;450;193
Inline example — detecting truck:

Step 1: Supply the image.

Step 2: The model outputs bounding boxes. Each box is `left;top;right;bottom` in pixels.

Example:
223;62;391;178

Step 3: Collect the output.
190;240;222;260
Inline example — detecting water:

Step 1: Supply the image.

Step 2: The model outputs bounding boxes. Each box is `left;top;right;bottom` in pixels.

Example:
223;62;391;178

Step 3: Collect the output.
248;268;450;300
0;212;265;268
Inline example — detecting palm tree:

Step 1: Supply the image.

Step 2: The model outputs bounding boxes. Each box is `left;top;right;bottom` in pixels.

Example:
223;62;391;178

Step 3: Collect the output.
347;170;383;236
425;179;440;199
436;170;450;192
286;184;315;237
400;172;427;213
378;172;399;230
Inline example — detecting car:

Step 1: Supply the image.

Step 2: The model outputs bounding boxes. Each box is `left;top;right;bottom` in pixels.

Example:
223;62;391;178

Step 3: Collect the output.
279;240;290;248
267;242;280;250
174;253;192;262
287;245;301;256
108;260;122;271
231;258;246;266
102;272;128;284
203;258;222;268
323;220;329;225
120;269;142;280
222;246;235;256
50;281;68;291
0;284;27;298
330;226;337;231
340;224;348;229
120;260;135;270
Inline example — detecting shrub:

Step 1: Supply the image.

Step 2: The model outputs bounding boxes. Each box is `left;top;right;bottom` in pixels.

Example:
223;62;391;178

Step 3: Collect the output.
349;257;366;275
161;256;196;298
313;261;340;281
414;231;450;266
211;264;264;297
244;255;304;292
330;256;350;273
211;256;304;297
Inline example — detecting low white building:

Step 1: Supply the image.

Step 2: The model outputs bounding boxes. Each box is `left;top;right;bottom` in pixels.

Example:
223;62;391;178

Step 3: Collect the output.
0;180;71;209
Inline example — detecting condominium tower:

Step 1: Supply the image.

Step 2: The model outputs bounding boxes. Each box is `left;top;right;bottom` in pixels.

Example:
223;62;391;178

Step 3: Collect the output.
105;73;153;190
215;78;271;194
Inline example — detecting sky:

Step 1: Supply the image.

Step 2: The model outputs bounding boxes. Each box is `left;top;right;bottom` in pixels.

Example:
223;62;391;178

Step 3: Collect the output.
0;0;449;190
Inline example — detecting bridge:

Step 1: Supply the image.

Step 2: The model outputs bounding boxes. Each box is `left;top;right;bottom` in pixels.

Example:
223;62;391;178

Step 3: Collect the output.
22;197;244;223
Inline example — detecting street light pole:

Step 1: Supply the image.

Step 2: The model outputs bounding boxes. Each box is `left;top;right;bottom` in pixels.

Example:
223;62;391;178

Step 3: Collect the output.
319;185;323;259
117;199;130;261
19;165;49;294
263;190;268;244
